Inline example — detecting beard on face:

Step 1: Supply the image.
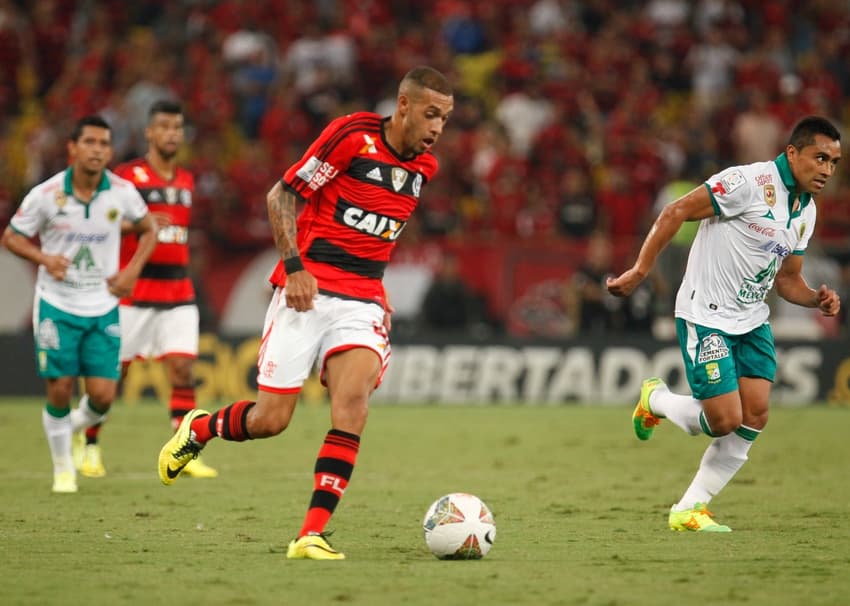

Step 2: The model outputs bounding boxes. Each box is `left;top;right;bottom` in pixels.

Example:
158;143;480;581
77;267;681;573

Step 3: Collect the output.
156;143;179;161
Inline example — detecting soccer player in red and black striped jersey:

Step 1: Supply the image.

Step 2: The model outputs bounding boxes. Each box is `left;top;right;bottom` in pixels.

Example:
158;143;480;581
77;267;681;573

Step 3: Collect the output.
74;100;217;479
158;66;454;559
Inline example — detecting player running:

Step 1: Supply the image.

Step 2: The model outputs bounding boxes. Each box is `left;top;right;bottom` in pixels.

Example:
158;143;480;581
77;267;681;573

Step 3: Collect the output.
607;116;841;531
72;100;217;480
2;115;156;493
157;66;454;558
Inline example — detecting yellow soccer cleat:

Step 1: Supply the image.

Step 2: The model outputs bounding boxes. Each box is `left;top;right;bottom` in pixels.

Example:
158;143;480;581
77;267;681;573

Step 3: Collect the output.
286;533;346;560
80;444;106;478
633;377;665;441
52;470;78;494
183;456;219;479
158;409;209;485
669;503;732;532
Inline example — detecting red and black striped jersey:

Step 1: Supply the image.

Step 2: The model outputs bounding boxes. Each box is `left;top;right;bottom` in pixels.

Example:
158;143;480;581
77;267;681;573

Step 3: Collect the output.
114;158;195;307
269;112;439;306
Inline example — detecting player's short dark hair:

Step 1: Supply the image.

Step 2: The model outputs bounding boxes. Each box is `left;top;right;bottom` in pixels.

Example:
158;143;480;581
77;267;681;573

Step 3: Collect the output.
69;115;111;141
148;99;183;121
400;66;453;97
788;116;841;149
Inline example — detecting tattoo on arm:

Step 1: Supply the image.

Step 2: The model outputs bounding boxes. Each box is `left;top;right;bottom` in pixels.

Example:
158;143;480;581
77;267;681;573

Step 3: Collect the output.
267;182;299;259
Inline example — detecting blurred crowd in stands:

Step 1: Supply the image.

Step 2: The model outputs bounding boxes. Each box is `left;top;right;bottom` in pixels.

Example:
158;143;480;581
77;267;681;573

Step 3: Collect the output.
1;0;849;338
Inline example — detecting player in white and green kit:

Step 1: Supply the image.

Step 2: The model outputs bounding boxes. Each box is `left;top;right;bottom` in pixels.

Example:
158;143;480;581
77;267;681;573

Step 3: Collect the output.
2;115;157;494
607;116;842;531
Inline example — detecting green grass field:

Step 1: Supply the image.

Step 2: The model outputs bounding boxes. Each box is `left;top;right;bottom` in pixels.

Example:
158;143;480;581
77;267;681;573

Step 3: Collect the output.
1;398;848;606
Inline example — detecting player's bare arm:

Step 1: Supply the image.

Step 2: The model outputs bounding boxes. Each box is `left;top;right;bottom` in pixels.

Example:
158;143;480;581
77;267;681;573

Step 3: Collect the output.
1;227;71;280
607;185;715;297
121;211;172;234
107;213;157;297
775;254;841;316
267;180;317;311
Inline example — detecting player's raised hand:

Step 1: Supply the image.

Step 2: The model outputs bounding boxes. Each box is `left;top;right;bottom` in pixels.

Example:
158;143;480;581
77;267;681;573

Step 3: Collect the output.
816;284;840;316
285;270;318;311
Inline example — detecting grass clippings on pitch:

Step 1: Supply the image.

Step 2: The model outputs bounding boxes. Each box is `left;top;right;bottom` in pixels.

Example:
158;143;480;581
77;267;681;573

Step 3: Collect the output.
0;399;848;606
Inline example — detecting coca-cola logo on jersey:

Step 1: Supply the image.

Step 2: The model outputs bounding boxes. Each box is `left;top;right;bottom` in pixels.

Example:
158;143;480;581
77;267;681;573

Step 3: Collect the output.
748;223;776;237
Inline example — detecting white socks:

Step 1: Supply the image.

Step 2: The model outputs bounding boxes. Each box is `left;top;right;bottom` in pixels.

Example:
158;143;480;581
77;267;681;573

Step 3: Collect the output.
673;428;758;511
70;394;108;433
42;407;74;474
649;387;703;436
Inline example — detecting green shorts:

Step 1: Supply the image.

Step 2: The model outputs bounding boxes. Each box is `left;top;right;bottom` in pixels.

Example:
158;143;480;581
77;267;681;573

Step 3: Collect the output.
34;298;121;379
675;319;776;400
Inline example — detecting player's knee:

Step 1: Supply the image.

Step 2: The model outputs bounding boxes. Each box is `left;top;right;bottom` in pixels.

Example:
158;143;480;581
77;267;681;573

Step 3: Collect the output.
744;410;768;431
708;410;743;436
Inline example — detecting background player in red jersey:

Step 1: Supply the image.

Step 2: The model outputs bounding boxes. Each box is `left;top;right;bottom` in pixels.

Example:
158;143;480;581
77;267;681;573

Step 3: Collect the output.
158;66;454;559
73;101;217;479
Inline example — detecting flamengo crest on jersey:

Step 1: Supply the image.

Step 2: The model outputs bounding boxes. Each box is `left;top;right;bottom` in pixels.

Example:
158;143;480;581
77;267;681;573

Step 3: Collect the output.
271;112;439;305
113;158;195;308
675;153;816;335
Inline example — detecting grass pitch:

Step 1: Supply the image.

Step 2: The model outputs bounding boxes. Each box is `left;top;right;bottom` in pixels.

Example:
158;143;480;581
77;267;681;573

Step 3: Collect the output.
1;398;848;606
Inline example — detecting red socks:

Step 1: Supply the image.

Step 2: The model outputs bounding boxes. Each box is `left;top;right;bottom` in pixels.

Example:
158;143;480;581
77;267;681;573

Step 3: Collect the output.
299;429;360;537
191;400;255;444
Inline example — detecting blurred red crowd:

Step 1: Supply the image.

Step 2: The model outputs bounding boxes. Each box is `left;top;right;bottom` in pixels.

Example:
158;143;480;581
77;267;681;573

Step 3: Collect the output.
2;0;850;331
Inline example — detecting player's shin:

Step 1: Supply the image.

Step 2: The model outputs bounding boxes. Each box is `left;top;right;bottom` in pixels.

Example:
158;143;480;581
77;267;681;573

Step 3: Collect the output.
43;404;74;473
299;429;360;537
69;394;108;433
192;400;255;444
674;426;759;511
169;385;196;431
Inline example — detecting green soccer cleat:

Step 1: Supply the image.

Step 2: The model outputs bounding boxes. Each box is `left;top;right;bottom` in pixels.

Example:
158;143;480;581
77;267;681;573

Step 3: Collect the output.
669;503;732;532
52;470;78;494
286;532;346;560
158;409;209;485
633;377;665;441
80;444;106;478
183;456;219;479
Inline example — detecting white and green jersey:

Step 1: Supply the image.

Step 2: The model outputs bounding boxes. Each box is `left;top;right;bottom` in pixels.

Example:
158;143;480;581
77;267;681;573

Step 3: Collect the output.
675;153;816;334
10;168;148;316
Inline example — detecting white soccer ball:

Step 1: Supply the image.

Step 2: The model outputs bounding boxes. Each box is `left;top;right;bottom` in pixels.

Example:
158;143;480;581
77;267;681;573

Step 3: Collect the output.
422;493;496;560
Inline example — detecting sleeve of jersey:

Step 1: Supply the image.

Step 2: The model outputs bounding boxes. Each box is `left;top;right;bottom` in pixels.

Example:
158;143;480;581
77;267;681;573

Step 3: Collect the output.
123;186;149;223
282;115;357;200
9;190;43;237
704;167;753;218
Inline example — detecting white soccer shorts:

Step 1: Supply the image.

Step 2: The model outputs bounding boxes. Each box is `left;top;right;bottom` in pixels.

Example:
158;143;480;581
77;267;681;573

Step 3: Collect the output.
257;289;391;393
119;304;200;362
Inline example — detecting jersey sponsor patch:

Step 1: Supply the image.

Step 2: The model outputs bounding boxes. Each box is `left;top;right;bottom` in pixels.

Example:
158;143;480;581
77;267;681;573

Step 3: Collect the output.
296;156;339;190
719;169;746;194
38;318;60;349
334;198;406;241
697;333;730;363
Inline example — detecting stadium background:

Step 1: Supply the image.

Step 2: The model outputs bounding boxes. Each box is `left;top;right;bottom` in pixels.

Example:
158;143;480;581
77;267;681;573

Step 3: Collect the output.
1;0;849;403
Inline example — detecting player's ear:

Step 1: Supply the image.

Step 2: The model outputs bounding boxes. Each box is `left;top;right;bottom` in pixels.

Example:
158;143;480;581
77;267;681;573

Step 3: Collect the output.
397;93;410;117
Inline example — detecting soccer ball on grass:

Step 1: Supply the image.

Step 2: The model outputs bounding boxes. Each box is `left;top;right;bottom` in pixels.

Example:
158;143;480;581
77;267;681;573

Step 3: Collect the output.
422;492;496;559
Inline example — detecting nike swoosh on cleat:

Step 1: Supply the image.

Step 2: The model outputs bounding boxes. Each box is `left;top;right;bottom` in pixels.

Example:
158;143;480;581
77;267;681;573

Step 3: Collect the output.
166;463;188;479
